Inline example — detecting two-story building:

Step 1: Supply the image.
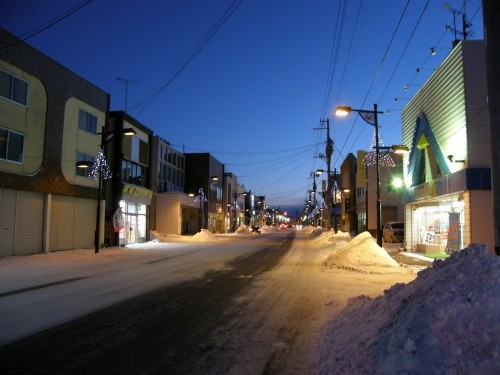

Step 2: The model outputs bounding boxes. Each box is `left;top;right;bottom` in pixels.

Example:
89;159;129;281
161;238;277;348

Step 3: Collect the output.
0;28;109;256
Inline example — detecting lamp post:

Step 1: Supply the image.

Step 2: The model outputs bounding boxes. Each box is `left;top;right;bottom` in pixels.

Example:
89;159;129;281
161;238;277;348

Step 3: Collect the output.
335;104;384;246
76;126;136;254
205;176;218;231
335;105;409;246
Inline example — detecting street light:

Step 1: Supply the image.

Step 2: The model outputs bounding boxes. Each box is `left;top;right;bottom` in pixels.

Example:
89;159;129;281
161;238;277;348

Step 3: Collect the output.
76;126;136;254
335;104;409;246
335;104;384;246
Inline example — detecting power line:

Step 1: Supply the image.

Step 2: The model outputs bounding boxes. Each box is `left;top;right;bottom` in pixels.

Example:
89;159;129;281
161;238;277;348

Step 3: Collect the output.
128;0;243;115
0;0;94;50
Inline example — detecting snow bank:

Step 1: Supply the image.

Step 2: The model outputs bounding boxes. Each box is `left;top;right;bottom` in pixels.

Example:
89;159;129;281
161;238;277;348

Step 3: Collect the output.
322;232;406;274
319;243;500;374
235;225;253;235
192;229;218;241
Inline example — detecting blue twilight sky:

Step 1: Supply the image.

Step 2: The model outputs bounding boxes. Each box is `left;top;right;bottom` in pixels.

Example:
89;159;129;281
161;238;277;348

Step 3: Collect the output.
0;0;484;215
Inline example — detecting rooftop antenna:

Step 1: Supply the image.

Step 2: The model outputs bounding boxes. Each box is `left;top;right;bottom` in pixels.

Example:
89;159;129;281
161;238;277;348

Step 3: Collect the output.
116;77;139;112
444;2;472;47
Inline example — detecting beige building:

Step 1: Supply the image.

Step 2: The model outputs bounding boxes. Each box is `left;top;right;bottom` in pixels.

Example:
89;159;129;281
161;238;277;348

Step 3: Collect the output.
0;28;109;255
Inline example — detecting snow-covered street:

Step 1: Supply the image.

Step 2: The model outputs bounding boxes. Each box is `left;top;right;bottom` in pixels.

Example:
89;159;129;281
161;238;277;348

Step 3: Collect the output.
0;226;499;374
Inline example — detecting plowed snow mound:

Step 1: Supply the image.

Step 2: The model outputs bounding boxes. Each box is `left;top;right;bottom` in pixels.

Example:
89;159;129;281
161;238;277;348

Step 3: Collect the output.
322;231;407;274
192;229;218;241
319;244;500;374
235;225;252;235
308;227;324;238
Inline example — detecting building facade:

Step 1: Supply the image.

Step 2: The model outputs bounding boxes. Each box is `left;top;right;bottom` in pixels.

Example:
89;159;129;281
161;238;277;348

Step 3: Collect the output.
401;40;493;253
184;153;225;233
0;28;109;256
108;111;154;246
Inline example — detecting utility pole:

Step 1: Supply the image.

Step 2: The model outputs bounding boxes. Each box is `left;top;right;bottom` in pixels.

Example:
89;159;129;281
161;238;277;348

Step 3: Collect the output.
319;119;334;230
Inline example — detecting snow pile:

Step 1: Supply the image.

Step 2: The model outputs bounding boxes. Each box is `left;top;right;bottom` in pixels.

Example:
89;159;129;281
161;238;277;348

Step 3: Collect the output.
307;226;324;238
319;243;500;374
322;232;407;274
191;229;218;241
235;225;253;235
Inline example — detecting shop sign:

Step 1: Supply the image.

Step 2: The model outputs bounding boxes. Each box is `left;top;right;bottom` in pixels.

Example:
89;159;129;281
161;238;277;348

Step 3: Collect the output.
122;185;153;199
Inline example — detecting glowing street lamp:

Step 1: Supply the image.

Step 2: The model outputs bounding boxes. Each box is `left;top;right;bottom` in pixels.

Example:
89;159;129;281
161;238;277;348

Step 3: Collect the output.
335;104;384;245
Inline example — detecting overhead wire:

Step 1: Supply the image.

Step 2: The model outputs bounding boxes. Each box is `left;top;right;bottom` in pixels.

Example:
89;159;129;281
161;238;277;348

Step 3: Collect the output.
0;0;94;50
333;0;411;167
128;0;243;115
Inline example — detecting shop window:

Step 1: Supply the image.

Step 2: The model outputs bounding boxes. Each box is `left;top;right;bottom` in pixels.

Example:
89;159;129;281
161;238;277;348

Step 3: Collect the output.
0;127;24;163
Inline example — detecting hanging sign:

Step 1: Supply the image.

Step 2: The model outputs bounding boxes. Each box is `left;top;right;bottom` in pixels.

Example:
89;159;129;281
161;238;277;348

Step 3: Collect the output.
113;208;125;232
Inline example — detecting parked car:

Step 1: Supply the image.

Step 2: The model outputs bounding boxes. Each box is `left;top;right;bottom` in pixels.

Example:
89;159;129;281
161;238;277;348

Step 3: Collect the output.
383;222;404;243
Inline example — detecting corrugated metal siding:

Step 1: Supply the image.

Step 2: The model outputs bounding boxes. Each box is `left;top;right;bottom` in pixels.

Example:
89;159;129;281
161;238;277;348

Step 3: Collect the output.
50;195;76;251
402;44;467;179
14;190;44;255
0;189;16;256
0;189;44;256
74;198;95;249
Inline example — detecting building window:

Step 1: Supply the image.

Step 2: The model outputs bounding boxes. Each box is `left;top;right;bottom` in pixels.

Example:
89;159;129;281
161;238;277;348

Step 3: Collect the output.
0;69;28;106
122;160;147;187
78;109;98;134
76;151;95;177
0;127;24;163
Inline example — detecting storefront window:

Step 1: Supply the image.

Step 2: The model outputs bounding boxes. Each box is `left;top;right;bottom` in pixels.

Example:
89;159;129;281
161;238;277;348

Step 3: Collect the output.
415;198;464;251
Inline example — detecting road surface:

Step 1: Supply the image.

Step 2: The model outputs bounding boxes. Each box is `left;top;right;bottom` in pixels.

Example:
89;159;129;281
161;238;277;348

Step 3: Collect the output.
0;230;416;374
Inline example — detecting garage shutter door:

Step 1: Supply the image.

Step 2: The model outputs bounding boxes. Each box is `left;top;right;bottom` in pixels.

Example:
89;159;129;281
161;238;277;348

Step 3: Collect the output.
50;195;76;251
74;197;95;249
0;189;16;257
14;190;44;255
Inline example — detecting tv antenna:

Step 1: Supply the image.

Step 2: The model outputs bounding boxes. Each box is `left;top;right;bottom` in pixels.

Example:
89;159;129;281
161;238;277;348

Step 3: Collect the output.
116;77;139;111
444;3;472;47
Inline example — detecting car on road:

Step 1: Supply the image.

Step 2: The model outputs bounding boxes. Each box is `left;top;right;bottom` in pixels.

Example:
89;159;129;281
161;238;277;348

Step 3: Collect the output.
383;222;404;243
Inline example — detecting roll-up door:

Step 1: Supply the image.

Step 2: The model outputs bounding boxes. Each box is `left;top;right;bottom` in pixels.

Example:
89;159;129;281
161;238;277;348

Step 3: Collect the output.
74;197;96;249
0;189;16;256
50;195;76;251
14;190;44;255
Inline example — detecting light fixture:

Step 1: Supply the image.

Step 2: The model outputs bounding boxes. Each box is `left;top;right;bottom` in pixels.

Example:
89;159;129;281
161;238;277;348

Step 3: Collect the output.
447;155;465;163
392;145;410;154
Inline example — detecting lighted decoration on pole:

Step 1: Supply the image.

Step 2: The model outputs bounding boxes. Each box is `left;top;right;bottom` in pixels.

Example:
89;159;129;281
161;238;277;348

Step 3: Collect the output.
364;130;395;167
89;149;112;180
194;187;207;231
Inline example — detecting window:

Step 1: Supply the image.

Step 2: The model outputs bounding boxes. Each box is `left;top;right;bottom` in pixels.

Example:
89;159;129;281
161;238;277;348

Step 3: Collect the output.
76;151;95;177
78;109;98;134
0;127;24;162
0;69;28;106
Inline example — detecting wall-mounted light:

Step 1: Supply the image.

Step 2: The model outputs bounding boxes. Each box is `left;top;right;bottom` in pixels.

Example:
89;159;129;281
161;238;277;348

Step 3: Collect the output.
447;155;466;163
